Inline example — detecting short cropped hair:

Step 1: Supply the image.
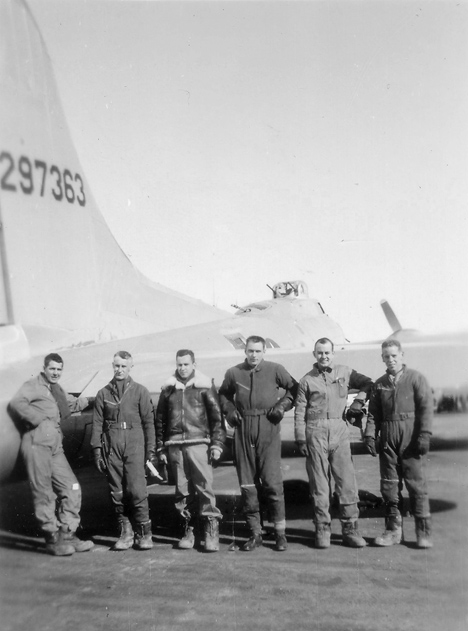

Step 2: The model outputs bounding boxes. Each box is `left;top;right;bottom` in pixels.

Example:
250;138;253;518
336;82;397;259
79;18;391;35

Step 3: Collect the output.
44;353;63;367
176;349;195;362
381;339;402;351
114;350;133;360
246;335;266;349
314;337;334;351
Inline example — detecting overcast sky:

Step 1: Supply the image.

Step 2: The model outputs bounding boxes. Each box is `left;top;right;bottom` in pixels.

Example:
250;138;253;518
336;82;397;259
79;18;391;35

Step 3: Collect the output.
31;0;468;341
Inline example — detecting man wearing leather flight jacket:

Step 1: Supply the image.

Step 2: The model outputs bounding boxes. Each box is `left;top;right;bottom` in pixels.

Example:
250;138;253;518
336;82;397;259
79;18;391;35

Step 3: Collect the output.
155;349;225;552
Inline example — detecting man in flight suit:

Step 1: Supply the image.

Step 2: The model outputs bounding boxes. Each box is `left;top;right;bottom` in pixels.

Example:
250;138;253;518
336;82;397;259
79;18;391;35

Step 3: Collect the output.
9;353;94;556
365;339;434;548
219;335;297;552
92;351;155;551
294;338;373;549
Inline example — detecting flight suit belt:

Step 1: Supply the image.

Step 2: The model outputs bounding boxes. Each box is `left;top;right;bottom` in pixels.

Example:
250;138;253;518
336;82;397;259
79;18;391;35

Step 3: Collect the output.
103;421;133;430
243;409;268;417
308;414;342;420
384;413;415;422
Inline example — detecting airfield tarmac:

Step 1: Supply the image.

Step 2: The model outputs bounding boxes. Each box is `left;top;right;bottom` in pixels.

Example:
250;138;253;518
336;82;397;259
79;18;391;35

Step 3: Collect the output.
0;413;467;631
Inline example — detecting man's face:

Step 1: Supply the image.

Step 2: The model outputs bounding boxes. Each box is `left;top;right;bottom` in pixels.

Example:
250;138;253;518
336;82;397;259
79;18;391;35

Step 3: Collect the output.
313;342;334;369
43;361;63;384
112;356;132;381
245;342;265;368
382;345;404;375
176;355;195;380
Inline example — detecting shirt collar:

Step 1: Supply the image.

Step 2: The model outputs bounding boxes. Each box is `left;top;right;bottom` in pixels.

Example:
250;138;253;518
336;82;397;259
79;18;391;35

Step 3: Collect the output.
244;358;264;372
387;364;406;382
314;362;333;374
39;372;51;388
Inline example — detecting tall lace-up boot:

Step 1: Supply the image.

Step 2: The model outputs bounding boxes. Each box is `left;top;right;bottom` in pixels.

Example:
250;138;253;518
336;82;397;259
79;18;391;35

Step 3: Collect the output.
315;523;331;549
178;520;195;549
134;520;153;550
112;517;134;551
204;517;220;552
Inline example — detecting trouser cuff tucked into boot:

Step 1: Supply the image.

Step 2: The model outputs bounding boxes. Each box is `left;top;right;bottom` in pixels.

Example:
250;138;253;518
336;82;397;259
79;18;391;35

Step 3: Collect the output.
178;520;195;549
112;517;134;551
134;520;153;550
204;517;220;552
374;516;402;547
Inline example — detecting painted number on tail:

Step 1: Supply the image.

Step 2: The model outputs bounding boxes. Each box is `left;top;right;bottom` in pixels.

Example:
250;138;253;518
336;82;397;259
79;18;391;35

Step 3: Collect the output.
0;151;86;206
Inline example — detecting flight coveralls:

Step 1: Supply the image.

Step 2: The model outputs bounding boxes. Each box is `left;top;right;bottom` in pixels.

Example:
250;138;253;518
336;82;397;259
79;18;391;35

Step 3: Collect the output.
294;363;372;525
155;371;225;523
366;366;433;519
219;360;297;535
9;374;89;534
91;377;155;525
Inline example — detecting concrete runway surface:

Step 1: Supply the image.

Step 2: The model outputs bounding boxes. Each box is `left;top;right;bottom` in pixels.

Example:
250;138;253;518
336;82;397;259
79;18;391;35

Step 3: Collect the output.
0;413;467;631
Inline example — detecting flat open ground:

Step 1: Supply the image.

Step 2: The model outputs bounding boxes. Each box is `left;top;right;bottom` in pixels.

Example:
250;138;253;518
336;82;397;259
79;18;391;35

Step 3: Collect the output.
1;413;467;631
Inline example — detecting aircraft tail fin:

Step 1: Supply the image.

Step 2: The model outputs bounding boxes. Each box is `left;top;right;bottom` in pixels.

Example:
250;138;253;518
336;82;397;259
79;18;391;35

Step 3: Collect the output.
380;300;403;334
0;0;226;361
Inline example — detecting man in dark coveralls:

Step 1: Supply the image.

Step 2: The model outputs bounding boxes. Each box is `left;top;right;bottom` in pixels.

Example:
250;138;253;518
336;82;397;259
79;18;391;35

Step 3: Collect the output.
219;335;297;552
365;339;434;548
92;351;155;551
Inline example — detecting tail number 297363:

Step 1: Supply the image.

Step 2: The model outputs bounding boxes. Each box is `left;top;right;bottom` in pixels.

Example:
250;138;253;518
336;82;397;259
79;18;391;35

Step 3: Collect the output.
0;151;86;207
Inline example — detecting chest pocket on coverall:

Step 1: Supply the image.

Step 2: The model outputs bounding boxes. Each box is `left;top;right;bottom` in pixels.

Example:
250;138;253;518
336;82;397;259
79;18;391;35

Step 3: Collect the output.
104;400;119;422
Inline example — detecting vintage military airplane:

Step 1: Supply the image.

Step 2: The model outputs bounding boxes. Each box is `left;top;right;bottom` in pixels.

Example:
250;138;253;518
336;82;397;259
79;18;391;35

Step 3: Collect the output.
1;0;467;483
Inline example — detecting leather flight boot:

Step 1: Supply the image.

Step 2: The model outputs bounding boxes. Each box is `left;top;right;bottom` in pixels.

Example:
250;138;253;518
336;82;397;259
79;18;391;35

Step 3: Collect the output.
241;533;263;552
112;517;134;551
59;526;94;552
134;520;153;550
315;523;331;549
415;517;433;549
45;531;75;556
178;522;195;549
204;517;220;552
374;516;402;547
342;520;367;548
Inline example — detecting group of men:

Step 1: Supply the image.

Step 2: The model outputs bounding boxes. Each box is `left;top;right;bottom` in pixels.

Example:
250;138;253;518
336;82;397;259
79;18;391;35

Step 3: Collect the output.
9;335;434;556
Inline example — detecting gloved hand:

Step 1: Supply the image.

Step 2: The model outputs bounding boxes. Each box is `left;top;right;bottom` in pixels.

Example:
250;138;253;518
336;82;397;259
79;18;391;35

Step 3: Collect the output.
416;432;431;455
210;446;222;463
267;405;284;424
158;450;168;465
346;399;365;427
146;448;157;467
226;409;242;428
93;448;106;473
296;441;308;457
364;436;378;457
